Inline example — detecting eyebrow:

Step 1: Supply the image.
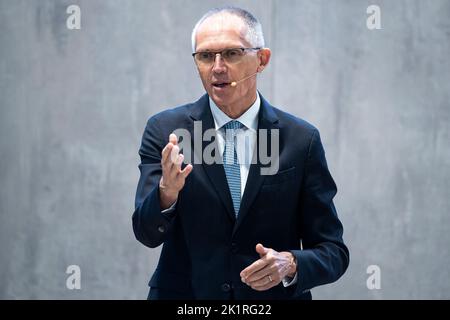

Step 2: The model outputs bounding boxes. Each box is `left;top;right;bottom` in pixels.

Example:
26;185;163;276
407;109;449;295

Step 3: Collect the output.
197;47;243;52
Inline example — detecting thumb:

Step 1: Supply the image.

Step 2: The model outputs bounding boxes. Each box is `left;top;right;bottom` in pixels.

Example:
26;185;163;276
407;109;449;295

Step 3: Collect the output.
181;164;193;178
256;243;268;257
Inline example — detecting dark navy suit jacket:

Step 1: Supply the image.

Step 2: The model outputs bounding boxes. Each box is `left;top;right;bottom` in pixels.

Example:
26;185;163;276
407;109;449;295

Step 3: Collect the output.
133;93;349;300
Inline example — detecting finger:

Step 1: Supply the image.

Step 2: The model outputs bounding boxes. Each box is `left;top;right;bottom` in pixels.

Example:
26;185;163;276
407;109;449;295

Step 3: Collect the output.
245;265;277;283
161;143;174;164
256;243;269;257
169;133;178;145
174;153;184;172
180;164;193;178
240;259;269;279
161;144;175;175
170;145;180;164
167;154;182;180
248;274;277;288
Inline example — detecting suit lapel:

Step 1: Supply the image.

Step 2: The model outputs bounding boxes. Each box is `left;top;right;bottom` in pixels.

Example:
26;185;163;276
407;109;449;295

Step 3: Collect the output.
233;94;279;235
188;95;236;222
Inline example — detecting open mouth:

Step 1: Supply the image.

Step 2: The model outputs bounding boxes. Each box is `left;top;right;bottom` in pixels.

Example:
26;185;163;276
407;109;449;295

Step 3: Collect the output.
212;82;230;88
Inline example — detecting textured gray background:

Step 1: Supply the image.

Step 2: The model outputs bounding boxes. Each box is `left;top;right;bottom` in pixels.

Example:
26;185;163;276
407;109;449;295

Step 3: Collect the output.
1;0;449;299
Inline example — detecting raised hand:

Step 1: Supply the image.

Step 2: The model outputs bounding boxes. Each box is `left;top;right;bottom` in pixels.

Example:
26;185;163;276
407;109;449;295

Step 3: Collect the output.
159;133;193;209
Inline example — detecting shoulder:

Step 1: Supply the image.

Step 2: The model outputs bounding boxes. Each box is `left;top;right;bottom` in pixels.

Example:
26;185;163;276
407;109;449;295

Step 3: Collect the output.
145;94;208;128
268;105;327;162
270;105;319;139
146;102;194;127
139;99;201;149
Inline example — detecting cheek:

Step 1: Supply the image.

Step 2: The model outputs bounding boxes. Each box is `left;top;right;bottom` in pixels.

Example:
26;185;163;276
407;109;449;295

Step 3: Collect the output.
197;67;210;80
198;72;210;87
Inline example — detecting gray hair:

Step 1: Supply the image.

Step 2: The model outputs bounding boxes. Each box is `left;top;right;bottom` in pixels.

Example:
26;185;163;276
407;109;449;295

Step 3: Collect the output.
191;6;265;52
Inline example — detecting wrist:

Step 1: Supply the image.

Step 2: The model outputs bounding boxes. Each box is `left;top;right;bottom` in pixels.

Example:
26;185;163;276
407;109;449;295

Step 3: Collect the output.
159;179;178;209
286;252;297;278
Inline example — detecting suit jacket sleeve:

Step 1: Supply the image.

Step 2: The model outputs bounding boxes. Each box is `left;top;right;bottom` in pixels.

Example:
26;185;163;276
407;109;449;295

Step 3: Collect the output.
132;116;176;248
291;129;350;295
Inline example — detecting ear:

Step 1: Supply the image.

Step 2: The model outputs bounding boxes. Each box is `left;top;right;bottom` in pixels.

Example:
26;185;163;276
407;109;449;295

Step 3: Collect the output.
257;48;271;73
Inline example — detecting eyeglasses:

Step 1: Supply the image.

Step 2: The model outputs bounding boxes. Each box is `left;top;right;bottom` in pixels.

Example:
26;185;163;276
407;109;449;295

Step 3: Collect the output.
192;47;261;65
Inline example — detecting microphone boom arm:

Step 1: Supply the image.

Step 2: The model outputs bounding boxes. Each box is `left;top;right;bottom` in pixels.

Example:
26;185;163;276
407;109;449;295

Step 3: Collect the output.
230;72;258;87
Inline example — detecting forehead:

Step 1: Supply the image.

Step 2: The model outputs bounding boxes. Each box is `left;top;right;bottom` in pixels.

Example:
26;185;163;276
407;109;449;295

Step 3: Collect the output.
195;14;250;51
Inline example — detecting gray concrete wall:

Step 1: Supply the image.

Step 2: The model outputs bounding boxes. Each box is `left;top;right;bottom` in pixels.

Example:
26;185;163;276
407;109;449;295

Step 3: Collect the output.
0;0;449;299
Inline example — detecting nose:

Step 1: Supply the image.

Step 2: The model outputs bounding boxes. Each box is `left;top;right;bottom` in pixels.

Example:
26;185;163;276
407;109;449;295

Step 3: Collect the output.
212;53;227;74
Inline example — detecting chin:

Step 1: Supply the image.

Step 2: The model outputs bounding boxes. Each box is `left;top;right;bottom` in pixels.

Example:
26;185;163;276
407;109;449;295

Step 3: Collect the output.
210;93;230;104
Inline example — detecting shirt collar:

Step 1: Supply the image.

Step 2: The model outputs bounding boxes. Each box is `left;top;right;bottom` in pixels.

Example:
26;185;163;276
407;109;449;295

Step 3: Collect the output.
209;93;260;132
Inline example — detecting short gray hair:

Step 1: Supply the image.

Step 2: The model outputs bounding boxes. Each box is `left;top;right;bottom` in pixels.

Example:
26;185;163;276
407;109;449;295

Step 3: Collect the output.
191;6;265;52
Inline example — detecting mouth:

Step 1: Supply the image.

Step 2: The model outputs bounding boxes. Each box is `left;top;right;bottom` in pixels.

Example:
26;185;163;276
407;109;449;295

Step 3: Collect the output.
212;82;231;88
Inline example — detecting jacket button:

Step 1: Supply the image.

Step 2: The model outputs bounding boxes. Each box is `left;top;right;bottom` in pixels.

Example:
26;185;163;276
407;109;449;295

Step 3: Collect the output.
157;225;165;233
221;283;231;292
231;242;238;253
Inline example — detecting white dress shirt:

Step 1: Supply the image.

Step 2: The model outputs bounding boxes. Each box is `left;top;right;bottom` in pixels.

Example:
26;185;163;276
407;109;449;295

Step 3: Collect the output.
208;94;260;197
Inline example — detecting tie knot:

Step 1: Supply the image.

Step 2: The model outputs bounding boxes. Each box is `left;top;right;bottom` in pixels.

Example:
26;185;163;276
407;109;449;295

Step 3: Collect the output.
223;120;244;131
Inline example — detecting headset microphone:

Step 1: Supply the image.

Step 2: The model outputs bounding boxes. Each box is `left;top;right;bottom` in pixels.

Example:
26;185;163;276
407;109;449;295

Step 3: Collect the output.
230;71;259;87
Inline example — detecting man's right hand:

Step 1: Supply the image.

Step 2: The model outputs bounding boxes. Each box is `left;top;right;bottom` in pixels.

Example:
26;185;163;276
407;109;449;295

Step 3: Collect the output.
159;133;193;210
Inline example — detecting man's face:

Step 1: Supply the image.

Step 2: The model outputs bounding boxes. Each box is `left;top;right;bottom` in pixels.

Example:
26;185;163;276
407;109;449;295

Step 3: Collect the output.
194;14;268;112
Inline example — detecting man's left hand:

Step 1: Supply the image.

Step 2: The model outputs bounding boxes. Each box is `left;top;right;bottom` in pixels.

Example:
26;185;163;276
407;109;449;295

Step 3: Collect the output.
240;243;297;291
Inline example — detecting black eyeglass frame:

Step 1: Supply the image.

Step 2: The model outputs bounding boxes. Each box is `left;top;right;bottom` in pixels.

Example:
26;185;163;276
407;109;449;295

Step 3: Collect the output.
192;47;262;63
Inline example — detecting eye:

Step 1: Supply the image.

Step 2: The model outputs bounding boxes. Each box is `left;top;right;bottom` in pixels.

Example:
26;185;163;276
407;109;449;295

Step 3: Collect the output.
198;52;213;60
225;49;242;58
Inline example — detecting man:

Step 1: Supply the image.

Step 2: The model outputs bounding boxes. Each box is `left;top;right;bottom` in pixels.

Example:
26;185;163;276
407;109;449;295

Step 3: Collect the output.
133;6;349;300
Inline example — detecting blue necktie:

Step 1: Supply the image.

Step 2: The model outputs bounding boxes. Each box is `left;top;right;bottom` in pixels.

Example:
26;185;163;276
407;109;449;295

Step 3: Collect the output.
222;120;244;216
